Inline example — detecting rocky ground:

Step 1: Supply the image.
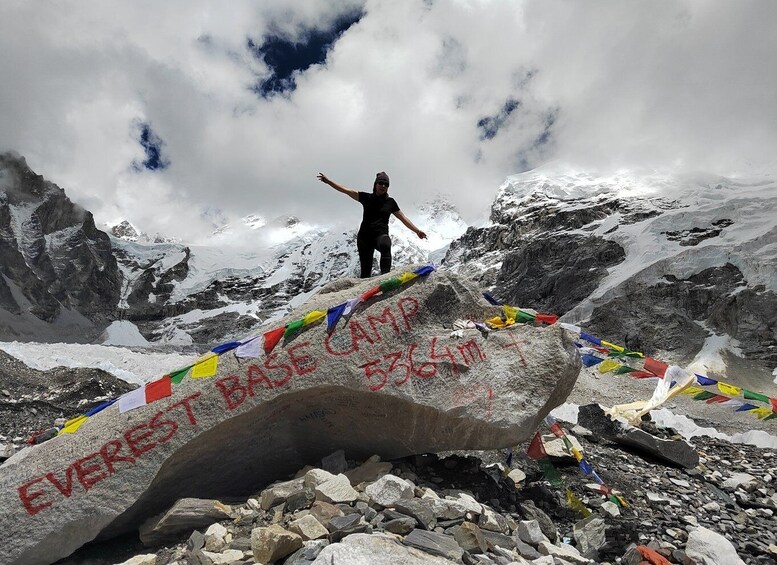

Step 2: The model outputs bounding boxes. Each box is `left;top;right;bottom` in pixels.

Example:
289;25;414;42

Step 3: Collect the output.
2;351;776;564
53;420;776;565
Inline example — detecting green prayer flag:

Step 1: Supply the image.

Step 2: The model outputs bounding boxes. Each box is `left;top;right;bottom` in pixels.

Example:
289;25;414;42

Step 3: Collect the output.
170;366;191;384
743;389;770;403
693;391;716;401
764;413;777;421
284;319;305;337
614;365;633;374
379;278;402;292
539;458;563;486
516;310;535;323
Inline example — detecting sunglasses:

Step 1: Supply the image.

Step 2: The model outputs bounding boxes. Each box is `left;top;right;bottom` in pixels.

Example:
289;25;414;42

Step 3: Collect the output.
376;181;389;187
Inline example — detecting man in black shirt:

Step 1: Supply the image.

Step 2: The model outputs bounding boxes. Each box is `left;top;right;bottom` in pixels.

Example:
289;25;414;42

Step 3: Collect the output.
317;171;427;278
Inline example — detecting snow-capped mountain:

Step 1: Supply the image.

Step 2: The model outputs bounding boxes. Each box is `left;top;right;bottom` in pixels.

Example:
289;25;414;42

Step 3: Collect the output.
2;152;775;387
446;164;777;384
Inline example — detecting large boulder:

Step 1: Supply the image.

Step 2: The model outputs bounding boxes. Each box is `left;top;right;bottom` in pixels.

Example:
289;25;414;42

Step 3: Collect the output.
0;268;580;564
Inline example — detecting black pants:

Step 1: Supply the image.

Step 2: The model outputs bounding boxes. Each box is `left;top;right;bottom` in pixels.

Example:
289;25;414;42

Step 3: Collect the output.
357;232;392;278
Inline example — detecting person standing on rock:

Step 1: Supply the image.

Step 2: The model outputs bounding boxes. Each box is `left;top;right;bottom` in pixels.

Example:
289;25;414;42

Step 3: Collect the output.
317;171;427;278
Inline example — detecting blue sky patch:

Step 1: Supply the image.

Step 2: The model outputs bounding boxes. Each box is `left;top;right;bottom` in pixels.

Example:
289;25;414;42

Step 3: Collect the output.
132;123;169;172
248;9;363;97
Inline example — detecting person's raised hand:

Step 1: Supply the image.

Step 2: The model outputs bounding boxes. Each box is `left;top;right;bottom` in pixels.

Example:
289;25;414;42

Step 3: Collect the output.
317;172;330;184
417;230;427;240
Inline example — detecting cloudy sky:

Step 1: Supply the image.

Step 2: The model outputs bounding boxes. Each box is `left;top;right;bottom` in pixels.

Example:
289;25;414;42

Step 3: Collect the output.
1;0;776;242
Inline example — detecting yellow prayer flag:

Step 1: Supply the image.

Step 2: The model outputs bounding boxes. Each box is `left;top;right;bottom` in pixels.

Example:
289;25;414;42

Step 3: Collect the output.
398;272;417;284
717;382;742;396
601;340;624;352
303;310;326;326
571;447;584;462
192;355;219;378
682;386;705;396
58;415;88;435
503;305;519;320
750;407;773;419
598;359;620;374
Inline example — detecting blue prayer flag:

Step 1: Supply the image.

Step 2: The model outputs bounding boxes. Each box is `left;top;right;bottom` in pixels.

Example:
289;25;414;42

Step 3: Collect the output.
211;341;241;355
327;303;347;332
580;332;602;346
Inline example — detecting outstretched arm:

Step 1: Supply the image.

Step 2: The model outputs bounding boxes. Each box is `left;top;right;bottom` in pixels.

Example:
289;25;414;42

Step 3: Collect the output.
317;173;359;201
393;210;427;239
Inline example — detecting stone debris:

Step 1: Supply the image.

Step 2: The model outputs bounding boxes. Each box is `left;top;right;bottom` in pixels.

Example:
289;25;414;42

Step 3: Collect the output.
47;415;777;565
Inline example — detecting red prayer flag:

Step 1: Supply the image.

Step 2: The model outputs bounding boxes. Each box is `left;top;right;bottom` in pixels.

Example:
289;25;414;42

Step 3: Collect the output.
145;375;172;403
629;370;656;379
643;356;668;378
706;394;729;404
360;286;381;301
771;398;777;413
535;313;558;325
263;327;286;354
526;432;547;460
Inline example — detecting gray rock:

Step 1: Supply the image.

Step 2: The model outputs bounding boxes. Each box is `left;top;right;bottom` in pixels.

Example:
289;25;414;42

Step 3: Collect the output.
577;404;699;468
312;533;459;564
364;473;414;507
321;450;348;474
250;524;303;564
573;515;605;559
403;529;465;561
0;270;579;564
686;525;746;565
383;517;417;535
138;498;232;546
286;488;316;513
261;477;306;510
452;522;488;554
393;498;438;530
344;455;392;486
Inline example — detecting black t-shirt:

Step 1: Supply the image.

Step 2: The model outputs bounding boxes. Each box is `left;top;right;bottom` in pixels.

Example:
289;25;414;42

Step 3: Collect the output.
358;191;400;235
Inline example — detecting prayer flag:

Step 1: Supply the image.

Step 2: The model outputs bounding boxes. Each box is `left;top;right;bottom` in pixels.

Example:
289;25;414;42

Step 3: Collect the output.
169;366;191;384
598;359;621;374
526;432;547;460
192;355;218;378
743;389;770;403
304;310;326;326
342;297;361;316
629;370;655;379
705;394;729;404
559;322;581;334
398;272;417;284
119;387;147;413
540;458;563;486
751;406;773;419
211;341;240;355
535;313;559;325
721;399;743;409
482;292;502;305
263;327;285;354
566;489;591;517
414;265;436;276
379;278;402;292
682;386;705;397
145;375;172;403
717;382;742;396
643;357;668;378
85;399;117;417
581;354;603;367
502;305;519;320
235;337;262;358
736;403;758;412
327;303;347;332
693;391;716;401
59;415;88;434
614;364;633;374
772;398;777;413
601;340;624;352
516;310;536;323
695;374;717;386
580;332;601;346
284;319;305;337
360;286;381;301
579;459;593;475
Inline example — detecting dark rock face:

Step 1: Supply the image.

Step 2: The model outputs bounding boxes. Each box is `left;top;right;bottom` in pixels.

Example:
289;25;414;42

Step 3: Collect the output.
0;153;121;340
585;263;777;366
494;234;625;315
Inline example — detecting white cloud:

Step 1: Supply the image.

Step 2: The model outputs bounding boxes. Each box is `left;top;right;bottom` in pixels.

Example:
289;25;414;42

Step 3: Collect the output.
1;0;776;242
